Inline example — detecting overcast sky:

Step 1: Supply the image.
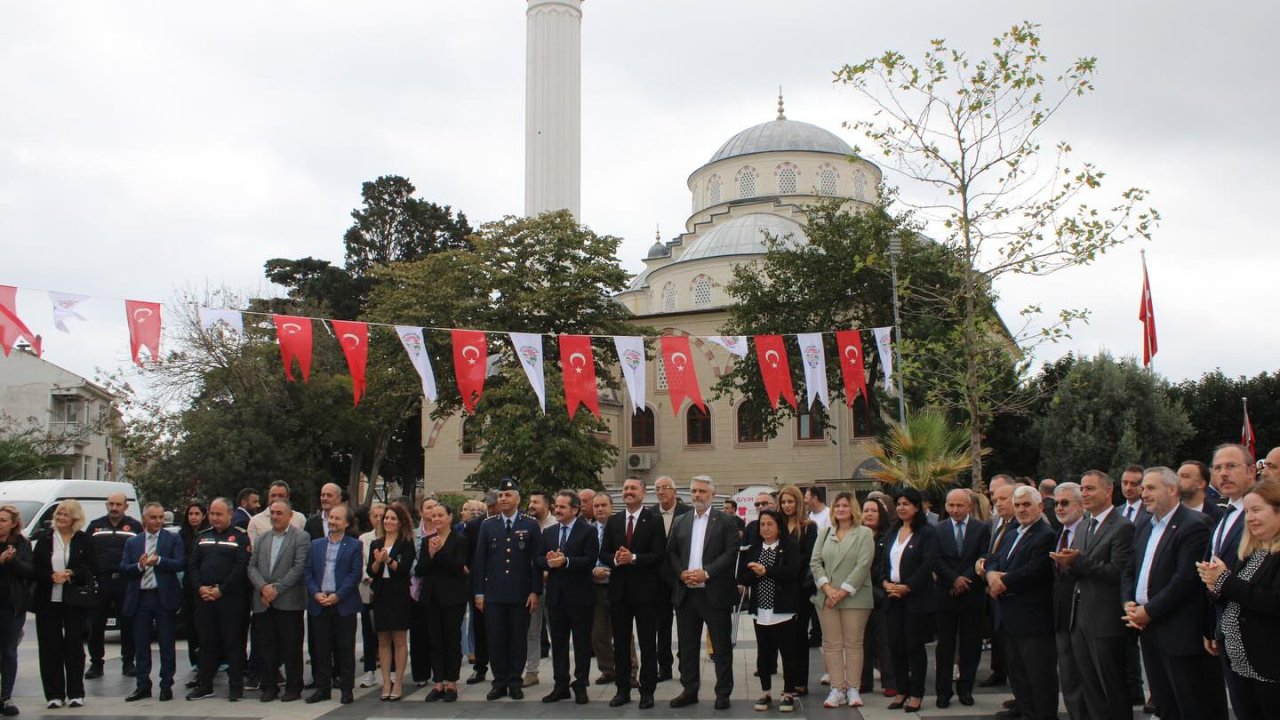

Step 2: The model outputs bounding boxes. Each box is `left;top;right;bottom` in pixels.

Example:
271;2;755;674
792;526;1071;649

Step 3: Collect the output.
2;1;1276;390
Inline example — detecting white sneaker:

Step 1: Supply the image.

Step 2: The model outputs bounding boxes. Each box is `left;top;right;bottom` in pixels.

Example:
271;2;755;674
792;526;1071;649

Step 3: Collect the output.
359;671;378;688
846;688;863;707
820;673;830;686
68;698;84;708
46;700;63;709
822;688;845;708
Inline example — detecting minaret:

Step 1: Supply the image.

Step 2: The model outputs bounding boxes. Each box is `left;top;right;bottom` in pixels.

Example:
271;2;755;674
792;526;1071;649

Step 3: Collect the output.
525;0;582;218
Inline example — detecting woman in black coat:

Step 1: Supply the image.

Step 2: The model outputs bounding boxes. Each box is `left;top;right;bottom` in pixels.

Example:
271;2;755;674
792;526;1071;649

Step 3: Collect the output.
778;485;818;695
738;509;805;713
179;501;209;671
367;503;416;700
876;488;939;713
0;505;33;716
859;496;896;697
32;500;94;709
416;503;470;702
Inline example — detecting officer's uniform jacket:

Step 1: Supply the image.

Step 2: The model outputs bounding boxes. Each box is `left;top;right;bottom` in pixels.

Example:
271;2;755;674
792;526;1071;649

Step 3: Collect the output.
87;514;142;591
471;512;543;602
188;525;251;598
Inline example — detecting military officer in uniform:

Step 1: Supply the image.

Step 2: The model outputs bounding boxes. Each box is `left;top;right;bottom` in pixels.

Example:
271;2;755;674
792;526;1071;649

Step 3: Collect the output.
185;498;251;702
86;493;142;679
472;478;543;701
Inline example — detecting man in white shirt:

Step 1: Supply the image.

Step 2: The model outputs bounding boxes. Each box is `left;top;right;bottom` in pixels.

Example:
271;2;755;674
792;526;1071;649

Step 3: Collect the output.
805;487;830;529
247;481;306;543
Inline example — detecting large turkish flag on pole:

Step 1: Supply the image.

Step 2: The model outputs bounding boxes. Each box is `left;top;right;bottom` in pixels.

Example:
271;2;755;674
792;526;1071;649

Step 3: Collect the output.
753;334;797;410
559;334;600;418
273;315;313;382
835;329;870;407
331;320;369;406
660;335;706;416
124;300;161;366
452;329;488;412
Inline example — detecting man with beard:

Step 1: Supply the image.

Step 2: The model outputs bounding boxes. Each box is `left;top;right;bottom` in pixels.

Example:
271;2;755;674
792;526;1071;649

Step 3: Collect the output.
600;477;665;709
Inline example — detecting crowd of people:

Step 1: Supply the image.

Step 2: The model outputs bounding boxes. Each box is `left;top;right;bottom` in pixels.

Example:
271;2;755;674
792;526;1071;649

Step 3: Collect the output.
0;443;1274;717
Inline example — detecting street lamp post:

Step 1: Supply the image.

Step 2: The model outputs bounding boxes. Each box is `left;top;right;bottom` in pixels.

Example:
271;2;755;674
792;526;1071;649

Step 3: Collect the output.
887;236;906;425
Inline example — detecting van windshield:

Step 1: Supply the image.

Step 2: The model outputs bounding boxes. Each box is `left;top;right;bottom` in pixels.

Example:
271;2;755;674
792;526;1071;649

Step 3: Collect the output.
5;502;44;530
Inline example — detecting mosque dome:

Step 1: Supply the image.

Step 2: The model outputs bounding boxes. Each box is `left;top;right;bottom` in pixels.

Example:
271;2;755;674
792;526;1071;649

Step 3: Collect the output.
707;118;854;164
675;213;807;264
646;239;670;259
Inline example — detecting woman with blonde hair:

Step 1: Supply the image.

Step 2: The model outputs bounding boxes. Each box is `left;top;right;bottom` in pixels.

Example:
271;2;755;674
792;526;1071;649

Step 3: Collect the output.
778;485;817;695
33;500;94;709
809;491;875;708
0;505;32;716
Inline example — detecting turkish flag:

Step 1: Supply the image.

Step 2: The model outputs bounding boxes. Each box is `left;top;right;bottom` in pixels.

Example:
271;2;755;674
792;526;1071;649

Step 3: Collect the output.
273;315;313;382
835;329;870;407
0;286;41;357
124;300;161;366
331;320;369;406
753;335;797;410
1243;401;1257;460
1139;256;1157;367
559;334;600;418
452;329;487;412
660;335;706;415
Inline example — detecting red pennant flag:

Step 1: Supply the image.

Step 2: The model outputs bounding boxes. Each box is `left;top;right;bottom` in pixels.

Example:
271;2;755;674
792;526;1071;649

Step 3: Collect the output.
0;286;41;357
660;335;706;416
273;315;313;382
559;334;600;418
452;329;487;412
753;335;797;410
331;320;369;406
124;300;161;366
1242;399;1257;460
1139;255;1157;367
835;329;870;407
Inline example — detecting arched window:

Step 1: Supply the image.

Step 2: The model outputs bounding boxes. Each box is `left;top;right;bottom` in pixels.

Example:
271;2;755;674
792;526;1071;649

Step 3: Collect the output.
706;174;721;206
797;404;827;441
460;415;485;454
851;394;873;437
817;164;839;196
691;274;713;308
736;166;759;198
631;406;656;447
655;355;668;390
661;282;677;312
736;403;765;444
853;169;867;201
775;162;798;195
686;405;713;445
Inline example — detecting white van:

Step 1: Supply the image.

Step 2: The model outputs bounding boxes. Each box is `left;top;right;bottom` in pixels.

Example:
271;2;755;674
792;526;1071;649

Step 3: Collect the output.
0;479;140;537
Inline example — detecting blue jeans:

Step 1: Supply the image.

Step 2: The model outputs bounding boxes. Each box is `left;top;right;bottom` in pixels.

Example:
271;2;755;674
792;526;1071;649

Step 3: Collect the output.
0;613;22;700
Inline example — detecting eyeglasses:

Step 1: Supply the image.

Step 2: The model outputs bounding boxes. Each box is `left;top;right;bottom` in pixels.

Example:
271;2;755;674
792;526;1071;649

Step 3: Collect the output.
754;502;770;509
1212;462;1245;473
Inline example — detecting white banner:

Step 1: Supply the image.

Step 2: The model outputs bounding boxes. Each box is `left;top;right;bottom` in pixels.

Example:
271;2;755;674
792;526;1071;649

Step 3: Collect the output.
796;332;829;409
395;325;437;402
198;307;244;336
48;291;89;333
508;332;546;414
706;335;748;358
873;326;894;391
612;335;647;415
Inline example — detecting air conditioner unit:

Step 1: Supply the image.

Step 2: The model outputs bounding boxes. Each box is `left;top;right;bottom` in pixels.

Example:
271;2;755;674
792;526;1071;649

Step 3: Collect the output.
627;452;656;470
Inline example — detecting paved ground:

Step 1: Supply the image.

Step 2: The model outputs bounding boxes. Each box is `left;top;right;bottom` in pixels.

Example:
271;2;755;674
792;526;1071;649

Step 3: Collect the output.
5;616;1162;720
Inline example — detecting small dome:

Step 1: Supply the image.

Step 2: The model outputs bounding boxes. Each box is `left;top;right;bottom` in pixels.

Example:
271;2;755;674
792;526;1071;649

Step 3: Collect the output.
676;214;807;264
708;119;853;164
646;240;670;259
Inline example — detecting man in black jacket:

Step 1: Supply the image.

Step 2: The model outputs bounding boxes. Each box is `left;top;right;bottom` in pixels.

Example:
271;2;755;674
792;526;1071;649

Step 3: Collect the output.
1048;483;1086;720
650;476;690;682
462;490;496;685
86;493;141;679
535;491;598;704
934;488;989;708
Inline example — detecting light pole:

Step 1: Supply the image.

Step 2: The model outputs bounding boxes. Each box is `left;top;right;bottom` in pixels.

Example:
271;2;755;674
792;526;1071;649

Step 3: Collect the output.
887;236;906;425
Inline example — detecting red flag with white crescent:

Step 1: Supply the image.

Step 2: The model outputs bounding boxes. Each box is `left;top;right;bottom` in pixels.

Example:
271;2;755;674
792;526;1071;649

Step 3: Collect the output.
331;320;368;406
273;315;313;382
0;286;41;357
1139;256;1158;367
660;335;706;416
452;329;487;412
1242;400;1257;460
124;300;161;366
559;334;600;418
835;329;870;407
753;335;797;410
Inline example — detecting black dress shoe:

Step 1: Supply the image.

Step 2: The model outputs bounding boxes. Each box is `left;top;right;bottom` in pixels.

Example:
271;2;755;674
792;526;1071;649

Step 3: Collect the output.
185;678;200;689
122;664;137;678
425;688;444;702
125;688;151;702
340;691;353;704
936;696;951;708
186;687;215;701
304;691;331;704
594;672;615;686
958;692;974;706
656;670;672;683
639;694;655;709
487;686;508;701
575;688;589;705
280;691;301;702
228;688;243;702
994;710;1022;720
608;692;631;707
714;697;731;710
159;688;173;701
509;687;524;700
304;679;317;689
84;664;103;680
1003;698;1018;709
979;674;1006;687
542;688;570;703
260;688;279;703
466;670;487;685
670;692;699;708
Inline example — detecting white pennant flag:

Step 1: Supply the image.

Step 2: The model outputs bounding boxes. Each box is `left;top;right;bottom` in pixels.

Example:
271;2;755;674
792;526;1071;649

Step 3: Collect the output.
198;307;244;335
508;332;546;414
48;291;89;333
395;326;437;402
706;335;748;358
796;333;829;409
612;336;647;414
873;326;894;391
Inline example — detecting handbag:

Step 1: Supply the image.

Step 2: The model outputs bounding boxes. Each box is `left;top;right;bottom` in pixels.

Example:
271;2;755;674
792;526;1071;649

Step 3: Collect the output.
63;574;98;609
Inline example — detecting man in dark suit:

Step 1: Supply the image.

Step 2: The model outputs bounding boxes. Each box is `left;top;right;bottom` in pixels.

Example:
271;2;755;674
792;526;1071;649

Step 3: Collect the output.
303;483;343;540
650;476;690;682
121;502;184;702
303;504;362;705
1057;470;1134;720
985;485;1057;720
1048;483;1087;720
977;475;1015;687
1123;466;1226;720
232;488;259;531
1116;463;1149;706
246;501;310;702
666;475;740;711
1178;460;1223;524
462;490;497;685
535;490;599;705
934;488;989;708
1205;444;1255;717
600;476;666;709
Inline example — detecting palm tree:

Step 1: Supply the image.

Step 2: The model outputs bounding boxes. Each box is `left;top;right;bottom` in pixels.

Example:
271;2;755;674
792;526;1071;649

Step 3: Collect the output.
866;407;985;494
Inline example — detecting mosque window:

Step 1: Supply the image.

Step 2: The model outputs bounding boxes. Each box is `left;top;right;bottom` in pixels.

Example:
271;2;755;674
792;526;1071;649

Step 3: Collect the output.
736;402;765;445
686;405;713;446
691;275;713;308
631;406;656;447
797;404;827;441
661;282;677;312
737;166;759;198
775;162;798;195
853;169;867;201
656;356;668;390
707;174;721;206
817;164;839;196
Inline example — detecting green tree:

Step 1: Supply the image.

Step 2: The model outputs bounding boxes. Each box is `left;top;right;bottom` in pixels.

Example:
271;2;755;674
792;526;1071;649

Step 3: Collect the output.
1035;353;1191;480
866;407;983;496
1169;370;1280;463
835;22;1160;483
0;415;69;481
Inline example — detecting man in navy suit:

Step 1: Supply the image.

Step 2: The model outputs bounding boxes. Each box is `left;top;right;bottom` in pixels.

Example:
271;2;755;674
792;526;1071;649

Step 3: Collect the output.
934;488;989;708
535;490;599;705
303;504;361;705
121;503;184;702
1178;460;1222;524
1123;466;1225;720
1204;445;1255;717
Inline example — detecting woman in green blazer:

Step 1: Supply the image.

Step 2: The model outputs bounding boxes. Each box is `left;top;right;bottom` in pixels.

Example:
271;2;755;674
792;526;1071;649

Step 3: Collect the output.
809;491;875;708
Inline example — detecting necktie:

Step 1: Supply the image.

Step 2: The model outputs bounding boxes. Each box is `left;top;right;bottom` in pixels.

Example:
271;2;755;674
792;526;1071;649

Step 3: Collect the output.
142;534;157;590
1085;517;1099;549
1057;528;1070;552
1125;505;1135;522
955;521;965;550
560;525;568;550
625;514;635;547
991;520;1008;553
1214;505;1237;557
505;518;513;533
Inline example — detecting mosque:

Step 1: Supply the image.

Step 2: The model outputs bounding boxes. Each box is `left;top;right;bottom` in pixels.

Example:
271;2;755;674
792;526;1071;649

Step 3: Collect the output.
421;1;883;496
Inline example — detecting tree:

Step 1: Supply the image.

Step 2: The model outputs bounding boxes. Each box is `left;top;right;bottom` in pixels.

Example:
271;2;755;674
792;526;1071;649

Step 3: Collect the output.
0;415;71;481
1035;353;1191;480
835;22;1160;482
1169;370;1280;463
866;407;983;498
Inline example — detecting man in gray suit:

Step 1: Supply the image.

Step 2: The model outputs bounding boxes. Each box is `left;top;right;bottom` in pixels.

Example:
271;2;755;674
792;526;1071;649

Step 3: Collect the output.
246;501;310;702
666;475;740;711
1054;470;1133;720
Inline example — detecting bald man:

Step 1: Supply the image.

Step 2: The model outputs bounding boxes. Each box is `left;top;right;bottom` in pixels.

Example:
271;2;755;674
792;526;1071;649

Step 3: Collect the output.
304;484;344;540
87;492;142;679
